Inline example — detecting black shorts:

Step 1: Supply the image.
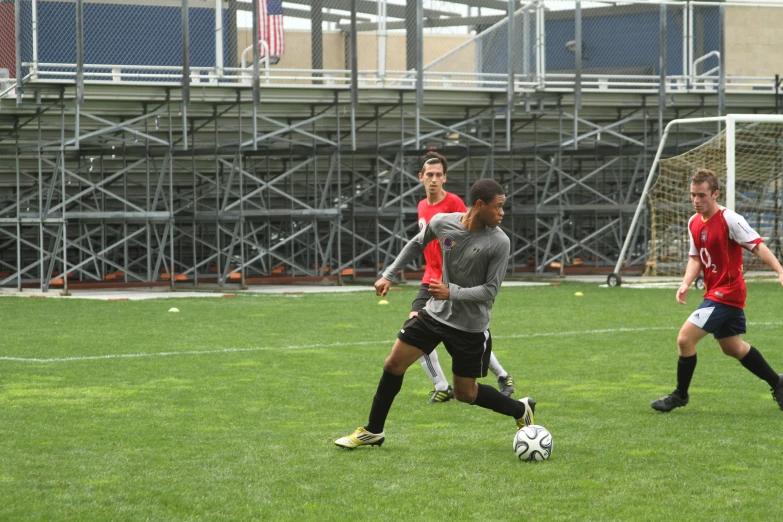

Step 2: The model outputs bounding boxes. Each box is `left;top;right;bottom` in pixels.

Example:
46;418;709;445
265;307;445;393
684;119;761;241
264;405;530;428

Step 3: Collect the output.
410;284;431;313
397;309;492;378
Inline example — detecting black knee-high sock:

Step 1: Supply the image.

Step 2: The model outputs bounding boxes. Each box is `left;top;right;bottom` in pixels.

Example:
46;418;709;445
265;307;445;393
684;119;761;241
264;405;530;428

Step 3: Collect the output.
471;383;525;418
366;370;404;434
676;354;698;398
740;346;780;388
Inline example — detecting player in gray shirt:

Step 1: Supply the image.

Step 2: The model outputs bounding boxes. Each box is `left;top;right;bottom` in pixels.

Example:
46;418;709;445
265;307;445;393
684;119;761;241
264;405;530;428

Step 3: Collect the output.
387;211;508;333
335;179;536;449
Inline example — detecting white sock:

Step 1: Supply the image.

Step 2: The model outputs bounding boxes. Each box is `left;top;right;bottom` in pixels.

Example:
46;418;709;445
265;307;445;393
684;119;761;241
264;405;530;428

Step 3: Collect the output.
488;352;507;379
420;350;449;391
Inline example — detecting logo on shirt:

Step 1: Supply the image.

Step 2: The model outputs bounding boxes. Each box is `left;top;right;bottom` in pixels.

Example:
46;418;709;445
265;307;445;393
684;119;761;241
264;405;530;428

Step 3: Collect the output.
418;217;427;231
472;246;482;254
442;234;457;252
700;230;708;244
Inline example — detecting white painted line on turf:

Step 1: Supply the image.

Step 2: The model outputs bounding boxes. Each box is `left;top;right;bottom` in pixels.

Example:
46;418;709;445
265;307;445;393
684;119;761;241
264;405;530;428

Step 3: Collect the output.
0;340;393;363
3;322;781;364
494;326;677;339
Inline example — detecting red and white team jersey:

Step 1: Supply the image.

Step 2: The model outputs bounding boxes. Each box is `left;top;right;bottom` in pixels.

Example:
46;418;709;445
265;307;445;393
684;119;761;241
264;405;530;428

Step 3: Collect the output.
418;191;466;285
688;206;763;309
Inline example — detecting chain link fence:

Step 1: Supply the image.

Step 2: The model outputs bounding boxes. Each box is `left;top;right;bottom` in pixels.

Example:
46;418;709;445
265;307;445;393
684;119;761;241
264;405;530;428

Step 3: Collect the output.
1;1;783;94
83;0;183;83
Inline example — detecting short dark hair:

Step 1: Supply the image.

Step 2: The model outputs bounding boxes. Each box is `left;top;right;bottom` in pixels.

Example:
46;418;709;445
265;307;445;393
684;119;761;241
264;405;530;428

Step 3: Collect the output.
469;179;504;206
691;168;720;193
419;151;448;174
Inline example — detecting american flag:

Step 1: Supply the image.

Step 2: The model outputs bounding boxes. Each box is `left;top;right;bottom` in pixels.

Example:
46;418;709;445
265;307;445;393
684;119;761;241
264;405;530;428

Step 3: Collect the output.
258;0;285;57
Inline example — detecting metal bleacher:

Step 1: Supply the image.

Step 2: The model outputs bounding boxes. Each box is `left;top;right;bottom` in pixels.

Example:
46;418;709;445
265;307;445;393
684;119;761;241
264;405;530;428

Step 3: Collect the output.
1;0;782;291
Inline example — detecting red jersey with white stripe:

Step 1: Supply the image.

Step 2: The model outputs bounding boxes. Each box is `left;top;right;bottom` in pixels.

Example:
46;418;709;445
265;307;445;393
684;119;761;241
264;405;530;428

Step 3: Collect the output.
418;192;466;285
687;206;763;308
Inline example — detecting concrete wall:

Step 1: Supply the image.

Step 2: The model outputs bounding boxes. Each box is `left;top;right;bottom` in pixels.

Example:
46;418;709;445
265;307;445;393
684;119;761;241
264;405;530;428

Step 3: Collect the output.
725;6;783;79
238;29;474;78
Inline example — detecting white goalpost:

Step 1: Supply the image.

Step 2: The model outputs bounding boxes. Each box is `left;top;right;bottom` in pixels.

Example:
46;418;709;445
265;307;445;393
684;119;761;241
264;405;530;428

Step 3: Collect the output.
608;114;783;287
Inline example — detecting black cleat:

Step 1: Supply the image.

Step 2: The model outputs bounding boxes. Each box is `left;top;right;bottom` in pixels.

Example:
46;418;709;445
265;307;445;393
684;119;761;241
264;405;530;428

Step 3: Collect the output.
771;374;783;411
651;390;689;412
497;374;515;397
427;385;454;404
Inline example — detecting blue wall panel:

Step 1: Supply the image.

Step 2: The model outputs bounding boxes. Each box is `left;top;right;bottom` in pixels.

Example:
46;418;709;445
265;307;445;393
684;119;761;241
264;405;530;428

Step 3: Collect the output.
482;6;720;78
20;2;229;70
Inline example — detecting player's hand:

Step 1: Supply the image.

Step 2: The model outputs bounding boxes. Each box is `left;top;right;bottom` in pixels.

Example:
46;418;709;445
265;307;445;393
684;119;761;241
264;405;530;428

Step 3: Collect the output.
778;271;783;288
408;311;419;319
428;279;450;300
676;283;689;305
374;277;392;296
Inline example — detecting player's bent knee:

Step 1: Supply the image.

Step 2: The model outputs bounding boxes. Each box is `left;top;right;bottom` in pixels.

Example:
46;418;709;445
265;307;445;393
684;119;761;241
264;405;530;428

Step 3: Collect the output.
382;358;407;375
677;335;697;355
452;387;477;403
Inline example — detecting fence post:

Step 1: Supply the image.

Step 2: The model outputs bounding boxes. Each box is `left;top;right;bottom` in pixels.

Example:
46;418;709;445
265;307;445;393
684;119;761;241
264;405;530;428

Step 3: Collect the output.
415;0;423;150
536;0;545;90
181;0;190;150
658;1;666;142
574;0;581;151
15;0;22;104
378;0;387;82
215;0;223;79
32;0;38;78
350;0;357;150
251;0;259;150
507;0;516;151
75;0;84;149
522;4;529;81
718;3;726;117
311;0;323;83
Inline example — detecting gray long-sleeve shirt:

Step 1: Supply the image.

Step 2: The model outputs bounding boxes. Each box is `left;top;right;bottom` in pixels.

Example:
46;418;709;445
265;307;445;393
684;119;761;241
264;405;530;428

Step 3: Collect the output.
381;212;510;332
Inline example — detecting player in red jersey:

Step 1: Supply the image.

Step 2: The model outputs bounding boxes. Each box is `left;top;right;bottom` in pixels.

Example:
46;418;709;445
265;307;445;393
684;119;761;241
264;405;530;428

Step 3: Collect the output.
651;168;783;412
411;152;516;404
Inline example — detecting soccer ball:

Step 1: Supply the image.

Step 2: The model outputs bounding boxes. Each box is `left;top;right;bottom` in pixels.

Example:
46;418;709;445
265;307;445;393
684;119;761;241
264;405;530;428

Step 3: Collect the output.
513;425;553;461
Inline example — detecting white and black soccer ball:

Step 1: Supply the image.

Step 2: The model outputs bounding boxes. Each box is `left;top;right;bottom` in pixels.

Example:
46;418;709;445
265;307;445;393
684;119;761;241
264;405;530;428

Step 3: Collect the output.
513;425;553;461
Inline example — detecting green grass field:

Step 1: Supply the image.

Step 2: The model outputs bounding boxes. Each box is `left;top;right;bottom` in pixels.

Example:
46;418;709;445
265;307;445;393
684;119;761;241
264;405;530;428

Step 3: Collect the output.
2;281;783;521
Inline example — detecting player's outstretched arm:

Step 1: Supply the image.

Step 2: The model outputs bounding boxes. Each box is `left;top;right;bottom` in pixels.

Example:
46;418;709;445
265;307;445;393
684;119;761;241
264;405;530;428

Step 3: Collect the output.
375;277;392;296
677;256;702;305
752;243;783;287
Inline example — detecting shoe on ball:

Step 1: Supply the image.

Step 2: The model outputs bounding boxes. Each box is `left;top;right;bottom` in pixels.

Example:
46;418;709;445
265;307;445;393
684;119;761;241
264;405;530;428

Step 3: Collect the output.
515;397;536;429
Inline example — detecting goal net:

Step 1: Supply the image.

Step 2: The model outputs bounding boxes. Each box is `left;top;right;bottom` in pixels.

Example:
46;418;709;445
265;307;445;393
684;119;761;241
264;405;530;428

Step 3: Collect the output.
646;118;783;276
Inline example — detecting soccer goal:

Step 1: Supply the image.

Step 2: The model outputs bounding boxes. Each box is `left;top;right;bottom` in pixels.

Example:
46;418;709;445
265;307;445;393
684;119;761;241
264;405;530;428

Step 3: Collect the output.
608;114;783;287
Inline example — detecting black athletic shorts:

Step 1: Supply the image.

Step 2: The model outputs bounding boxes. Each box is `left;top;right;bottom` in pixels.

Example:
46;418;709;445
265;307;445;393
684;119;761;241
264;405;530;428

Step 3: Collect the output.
410;284;431;313
397;309;492;378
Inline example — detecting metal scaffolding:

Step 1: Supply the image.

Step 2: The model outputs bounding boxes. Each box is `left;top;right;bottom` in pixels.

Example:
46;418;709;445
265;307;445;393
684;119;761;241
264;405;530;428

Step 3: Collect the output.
2;0;783;290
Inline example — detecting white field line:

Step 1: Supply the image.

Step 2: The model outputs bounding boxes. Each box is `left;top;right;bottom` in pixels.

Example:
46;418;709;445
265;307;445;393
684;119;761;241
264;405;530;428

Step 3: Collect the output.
2;323;781;364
